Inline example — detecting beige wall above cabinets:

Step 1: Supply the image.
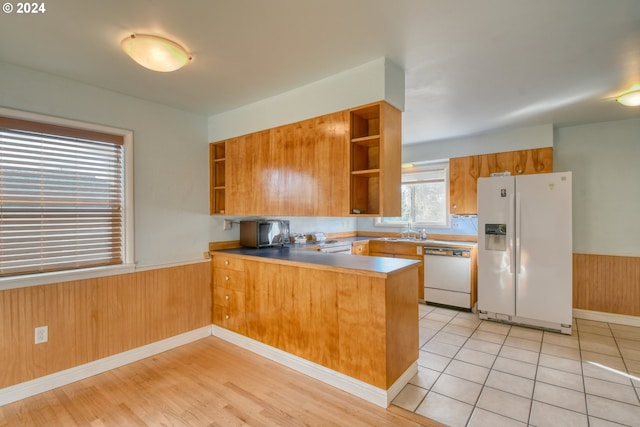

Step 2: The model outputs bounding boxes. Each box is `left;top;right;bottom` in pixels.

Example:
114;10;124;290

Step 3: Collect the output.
449;147;553;215
210;101;401;217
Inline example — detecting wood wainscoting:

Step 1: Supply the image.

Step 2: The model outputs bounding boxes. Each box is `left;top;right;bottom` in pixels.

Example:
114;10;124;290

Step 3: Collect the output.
573;253;640;317
0;261;211;389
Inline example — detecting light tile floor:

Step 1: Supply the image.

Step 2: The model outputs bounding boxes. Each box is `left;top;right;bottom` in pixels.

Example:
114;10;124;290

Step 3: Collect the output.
392;304;640;427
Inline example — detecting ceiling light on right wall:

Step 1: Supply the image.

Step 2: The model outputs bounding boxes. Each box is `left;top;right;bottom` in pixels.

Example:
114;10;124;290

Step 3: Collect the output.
616;86;640;107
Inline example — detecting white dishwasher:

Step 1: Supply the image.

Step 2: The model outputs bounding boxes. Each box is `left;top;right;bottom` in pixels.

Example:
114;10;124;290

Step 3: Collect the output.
424;246;472;310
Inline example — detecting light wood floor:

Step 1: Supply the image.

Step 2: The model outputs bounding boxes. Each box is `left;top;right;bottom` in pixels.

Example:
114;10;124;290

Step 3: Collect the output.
0;337;443;426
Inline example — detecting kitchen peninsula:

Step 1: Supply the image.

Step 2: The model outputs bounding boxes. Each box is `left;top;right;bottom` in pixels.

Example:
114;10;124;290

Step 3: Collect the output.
210;247;419;407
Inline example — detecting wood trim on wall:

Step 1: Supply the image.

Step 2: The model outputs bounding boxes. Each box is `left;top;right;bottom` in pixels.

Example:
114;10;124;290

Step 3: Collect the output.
0;262;212;389
573;253;640;317
209;240;242;251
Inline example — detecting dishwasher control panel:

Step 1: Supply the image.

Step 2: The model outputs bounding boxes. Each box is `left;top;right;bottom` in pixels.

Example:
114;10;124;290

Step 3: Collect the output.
423;247;471;257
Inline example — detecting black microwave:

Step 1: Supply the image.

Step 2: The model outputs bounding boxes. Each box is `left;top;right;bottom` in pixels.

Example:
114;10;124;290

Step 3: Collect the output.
239;220;290;248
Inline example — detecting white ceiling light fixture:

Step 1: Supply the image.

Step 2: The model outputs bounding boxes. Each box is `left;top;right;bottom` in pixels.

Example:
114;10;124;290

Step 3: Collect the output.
616;87;640;107
121;34;192;72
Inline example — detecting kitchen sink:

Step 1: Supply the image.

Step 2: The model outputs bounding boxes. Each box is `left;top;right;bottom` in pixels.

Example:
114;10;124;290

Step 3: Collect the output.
323;239;339;244
378;237;421;242
306;239;339;245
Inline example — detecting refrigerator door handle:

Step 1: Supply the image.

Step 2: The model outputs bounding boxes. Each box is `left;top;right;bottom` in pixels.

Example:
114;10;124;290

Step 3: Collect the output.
509;192;515;275
515;192;522;274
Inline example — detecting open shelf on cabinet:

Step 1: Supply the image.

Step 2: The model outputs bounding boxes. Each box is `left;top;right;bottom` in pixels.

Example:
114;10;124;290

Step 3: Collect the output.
351;104;381;139
210;141;226;215
350;104;382;215
351;170;380;215
352;136;380;171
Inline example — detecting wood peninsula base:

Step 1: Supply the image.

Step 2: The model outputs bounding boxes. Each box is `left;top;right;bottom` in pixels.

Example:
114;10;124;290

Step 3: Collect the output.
211;248;419;407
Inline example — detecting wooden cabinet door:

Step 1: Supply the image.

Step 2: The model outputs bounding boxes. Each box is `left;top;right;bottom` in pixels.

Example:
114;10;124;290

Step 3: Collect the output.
269;111;349;216
225;130;271;215
512;147;553;175
213;287;246;334
452;148;553;215
223;113;349;216
478;148;553;177
449;156;479;214
351;241;369;256
368;241;424;300
243;260;339;370
478;152;513;177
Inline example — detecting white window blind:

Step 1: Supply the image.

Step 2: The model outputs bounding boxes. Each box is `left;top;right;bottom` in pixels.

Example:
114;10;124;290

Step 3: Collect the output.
0;117;124;277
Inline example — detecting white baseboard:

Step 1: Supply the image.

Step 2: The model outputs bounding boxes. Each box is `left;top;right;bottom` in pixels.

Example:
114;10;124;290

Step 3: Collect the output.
386;361;419;406
0;325;212;407
573;309;640;327
211;325;416;407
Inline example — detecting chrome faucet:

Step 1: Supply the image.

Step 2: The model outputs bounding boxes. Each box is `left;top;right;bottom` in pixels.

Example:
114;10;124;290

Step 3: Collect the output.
401;221;420;240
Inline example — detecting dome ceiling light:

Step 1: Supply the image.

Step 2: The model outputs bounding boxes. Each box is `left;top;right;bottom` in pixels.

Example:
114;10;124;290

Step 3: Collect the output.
616;87;640;107
121;34;192;72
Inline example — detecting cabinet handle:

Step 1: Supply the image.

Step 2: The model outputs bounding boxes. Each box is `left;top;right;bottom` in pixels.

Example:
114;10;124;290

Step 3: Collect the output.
225;315;230;320
225;275;229;281
452;204;457;209
225;260;229;265
225;295;230;300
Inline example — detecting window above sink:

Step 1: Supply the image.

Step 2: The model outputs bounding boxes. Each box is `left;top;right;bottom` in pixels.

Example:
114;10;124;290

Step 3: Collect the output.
377;161;449;228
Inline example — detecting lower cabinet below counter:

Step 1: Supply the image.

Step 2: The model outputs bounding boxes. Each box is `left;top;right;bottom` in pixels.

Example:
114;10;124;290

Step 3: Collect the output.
369;240;425;300
211;252;418;390
212;256;247;334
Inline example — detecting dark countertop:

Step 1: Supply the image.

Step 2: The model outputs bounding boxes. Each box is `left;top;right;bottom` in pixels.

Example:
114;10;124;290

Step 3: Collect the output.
215;246;419;275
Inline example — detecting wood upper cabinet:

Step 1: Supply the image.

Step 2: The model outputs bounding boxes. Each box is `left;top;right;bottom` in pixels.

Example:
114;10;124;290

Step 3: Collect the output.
210;102;401;217
212;111;350;216
269;111;350;216
478;147;553;177
449;156;479;215
450;147;553;214
225;129;273;216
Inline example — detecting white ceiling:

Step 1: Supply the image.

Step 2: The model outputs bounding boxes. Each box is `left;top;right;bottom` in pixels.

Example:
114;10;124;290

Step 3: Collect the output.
1;0;639;144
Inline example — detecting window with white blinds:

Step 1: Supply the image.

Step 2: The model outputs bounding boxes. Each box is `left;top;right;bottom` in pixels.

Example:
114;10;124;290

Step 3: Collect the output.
0;117;125;277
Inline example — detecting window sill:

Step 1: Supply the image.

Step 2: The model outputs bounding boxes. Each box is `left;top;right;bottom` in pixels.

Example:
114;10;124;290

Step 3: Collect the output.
0;264;136;291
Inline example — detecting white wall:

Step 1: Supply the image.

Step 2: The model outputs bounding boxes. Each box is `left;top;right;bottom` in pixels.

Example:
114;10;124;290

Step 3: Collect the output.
402;123;553;163
554;117;640;256
0;61;211;268
207;57;405;143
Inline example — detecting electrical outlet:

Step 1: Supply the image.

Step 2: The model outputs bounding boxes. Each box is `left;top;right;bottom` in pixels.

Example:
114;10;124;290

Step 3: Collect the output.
35;326;48;344
416;246;423;255
223;219;232;230
451;220;461;229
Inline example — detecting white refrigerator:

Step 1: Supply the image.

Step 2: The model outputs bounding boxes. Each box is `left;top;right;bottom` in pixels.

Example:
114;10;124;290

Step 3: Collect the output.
477;172;572;334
